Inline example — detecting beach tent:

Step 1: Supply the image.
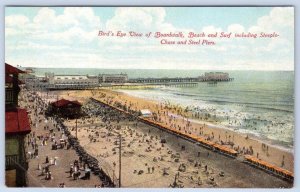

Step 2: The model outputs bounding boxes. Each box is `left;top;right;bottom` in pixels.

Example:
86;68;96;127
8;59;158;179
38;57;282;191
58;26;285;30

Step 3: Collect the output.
140;109;152;117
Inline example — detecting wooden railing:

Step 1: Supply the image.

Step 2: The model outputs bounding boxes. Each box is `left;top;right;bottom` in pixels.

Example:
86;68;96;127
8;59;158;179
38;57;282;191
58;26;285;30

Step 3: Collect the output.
5;155;19;170
5;88;16;105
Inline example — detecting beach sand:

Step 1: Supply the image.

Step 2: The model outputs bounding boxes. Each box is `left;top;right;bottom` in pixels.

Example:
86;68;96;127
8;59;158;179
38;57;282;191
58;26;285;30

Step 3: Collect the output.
35;88;294;187
56;89;294;173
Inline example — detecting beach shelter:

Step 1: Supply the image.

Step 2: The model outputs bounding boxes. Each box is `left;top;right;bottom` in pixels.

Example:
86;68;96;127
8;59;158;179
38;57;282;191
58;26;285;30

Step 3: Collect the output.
140;109;152;118
49;99;82;118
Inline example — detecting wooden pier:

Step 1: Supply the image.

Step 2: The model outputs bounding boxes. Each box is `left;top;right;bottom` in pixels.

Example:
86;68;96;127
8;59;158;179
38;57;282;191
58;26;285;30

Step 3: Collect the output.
129;77;234;84
107;82;199;89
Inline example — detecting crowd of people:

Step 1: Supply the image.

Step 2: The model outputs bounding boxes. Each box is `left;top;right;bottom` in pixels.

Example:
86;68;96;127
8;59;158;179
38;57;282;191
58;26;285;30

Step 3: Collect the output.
19;88;113;187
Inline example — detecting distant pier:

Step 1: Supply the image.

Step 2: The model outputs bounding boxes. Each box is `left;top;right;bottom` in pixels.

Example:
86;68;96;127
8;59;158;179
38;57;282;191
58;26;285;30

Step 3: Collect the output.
24;71;233;90
128;76;234;84
107;82;199;89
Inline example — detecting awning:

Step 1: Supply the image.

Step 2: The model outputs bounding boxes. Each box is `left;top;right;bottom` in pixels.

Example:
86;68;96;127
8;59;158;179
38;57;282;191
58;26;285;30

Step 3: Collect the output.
6;108;31;135
140;109;152;116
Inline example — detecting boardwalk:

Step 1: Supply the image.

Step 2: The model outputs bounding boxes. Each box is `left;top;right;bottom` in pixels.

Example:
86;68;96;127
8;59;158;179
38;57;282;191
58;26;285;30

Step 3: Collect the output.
19;90;104;188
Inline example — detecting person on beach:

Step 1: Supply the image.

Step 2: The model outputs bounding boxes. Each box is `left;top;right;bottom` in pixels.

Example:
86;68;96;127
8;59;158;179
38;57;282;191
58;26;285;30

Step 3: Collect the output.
70;165;74;177
45;172;50;180
281;155;285;167
59;183;65;188
34;148;38;157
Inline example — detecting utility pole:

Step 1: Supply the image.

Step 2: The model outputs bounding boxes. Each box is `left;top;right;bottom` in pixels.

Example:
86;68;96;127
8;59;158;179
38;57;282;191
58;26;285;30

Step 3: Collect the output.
112;171;115;186
118;134;122;188
76;118;78;139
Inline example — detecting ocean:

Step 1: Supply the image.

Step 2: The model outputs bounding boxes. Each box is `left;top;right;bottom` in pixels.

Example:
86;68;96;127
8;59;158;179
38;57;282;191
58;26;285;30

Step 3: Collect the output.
33;68;294;150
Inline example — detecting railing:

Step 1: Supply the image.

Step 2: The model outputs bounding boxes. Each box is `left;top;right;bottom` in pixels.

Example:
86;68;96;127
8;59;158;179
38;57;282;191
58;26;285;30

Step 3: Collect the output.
5;155;19;170
5;88;16;105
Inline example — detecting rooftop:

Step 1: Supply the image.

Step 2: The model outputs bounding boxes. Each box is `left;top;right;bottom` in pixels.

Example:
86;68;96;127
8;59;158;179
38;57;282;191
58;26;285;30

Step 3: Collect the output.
51;99;82;108
5;63;25;74
5;108;31;135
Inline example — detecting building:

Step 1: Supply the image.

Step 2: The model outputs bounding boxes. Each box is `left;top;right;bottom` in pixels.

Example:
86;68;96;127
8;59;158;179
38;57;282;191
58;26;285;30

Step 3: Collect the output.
201;72;230;81
48;99;82;119
98;73;128;84
5;63;31;187
44;73;99;89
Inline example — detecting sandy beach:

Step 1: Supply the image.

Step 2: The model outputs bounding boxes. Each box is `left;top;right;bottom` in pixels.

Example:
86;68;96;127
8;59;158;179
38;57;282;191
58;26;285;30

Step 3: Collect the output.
14;84;293;188
63;98;291;187
6;87;281;188
57;89;293;173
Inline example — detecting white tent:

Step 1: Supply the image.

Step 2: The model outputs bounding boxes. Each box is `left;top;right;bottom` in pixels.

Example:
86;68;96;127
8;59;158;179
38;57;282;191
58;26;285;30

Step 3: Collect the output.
140;109;152;117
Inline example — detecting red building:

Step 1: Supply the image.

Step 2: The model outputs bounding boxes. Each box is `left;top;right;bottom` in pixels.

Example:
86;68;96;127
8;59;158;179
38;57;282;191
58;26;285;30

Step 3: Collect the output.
49;99;82;118
5;63;31;187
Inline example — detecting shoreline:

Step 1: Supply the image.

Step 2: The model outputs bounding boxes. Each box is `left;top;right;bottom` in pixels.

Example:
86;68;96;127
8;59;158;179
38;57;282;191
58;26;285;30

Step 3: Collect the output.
63;97;292;187
53;89;293;173
117;89;294;152
173;113;294;154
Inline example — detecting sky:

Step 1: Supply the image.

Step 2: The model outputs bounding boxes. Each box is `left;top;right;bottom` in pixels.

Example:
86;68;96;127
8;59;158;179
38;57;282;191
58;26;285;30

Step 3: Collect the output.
5;7;294;70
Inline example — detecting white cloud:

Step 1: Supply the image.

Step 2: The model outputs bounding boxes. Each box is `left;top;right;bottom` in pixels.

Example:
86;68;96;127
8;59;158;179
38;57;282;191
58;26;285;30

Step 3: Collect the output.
257;7;294;30
33;7;56;26
6;15;29;27
106;8;164;31
105;7;186;33
5;15;31;36
6;7;101;43
33;7;101;30
202;25;222;34
227;24;245;33
248;26;261;34
246;7;294;57
5;28;19;36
